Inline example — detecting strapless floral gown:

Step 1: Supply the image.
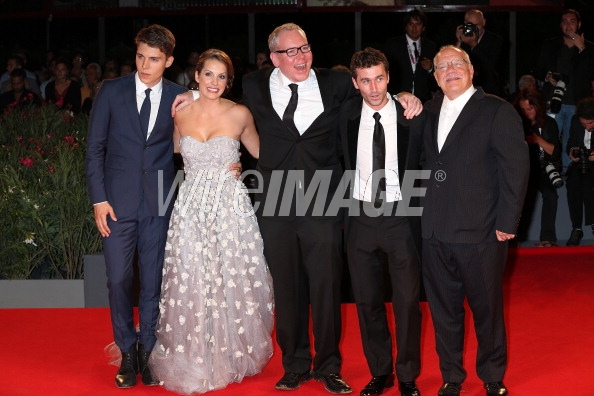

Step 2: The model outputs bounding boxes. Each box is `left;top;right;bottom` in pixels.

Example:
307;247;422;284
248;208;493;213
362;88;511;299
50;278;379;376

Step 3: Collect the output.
148;135;274;395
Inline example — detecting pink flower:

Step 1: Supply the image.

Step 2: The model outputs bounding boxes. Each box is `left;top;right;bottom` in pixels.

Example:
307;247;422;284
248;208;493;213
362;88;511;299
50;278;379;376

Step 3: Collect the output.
19;157;35;167
47;165;55;173
63;136;76;144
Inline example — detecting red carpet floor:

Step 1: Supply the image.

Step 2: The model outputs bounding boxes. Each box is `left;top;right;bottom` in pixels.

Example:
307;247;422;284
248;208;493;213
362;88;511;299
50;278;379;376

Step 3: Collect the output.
2;246;594;396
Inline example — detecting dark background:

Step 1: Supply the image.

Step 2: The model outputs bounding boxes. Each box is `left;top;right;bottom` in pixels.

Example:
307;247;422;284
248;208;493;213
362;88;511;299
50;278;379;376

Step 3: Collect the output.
0;0;592;91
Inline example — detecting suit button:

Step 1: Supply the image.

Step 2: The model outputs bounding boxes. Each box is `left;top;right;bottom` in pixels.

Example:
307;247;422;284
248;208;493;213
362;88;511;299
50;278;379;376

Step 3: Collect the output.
144;145;149;149
296;139;301;144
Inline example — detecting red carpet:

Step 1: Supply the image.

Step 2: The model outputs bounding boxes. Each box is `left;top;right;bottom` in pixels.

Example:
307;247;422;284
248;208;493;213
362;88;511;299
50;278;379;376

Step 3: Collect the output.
2;246;594;396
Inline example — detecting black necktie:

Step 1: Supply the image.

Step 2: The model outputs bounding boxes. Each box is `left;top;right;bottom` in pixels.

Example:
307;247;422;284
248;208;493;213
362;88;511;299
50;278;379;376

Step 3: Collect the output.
140;88;151;139
372;112;386;208
283;83;299;136
413;42;420;62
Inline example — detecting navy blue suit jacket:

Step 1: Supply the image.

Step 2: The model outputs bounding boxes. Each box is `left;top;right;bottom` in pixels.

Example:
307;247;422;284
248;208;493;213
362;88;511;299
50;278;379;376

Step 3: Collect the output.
86;74;187;218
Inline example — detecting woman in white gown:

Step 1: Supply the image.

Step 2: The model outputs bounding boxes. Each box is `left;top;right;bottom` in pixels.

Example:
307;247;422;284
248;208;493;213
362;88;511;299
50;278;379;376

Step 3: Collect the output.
148;49;274;395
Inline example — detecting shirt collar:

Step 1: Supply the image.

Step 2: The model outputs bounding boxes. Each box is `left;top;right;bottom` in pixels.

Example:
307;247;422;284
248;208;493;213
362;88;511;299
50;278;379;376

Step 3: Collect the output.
362;93;394;120
406;35;420;47
443;85;476;111
272;67;316;90
135;72;163;95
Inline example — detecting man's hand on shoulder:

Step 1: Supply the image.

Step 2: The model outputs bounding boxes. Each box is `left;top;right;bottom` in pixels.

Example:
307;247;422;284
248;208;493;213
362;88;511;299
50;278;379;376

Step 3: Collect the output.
171;91;196;117
397;92;423;119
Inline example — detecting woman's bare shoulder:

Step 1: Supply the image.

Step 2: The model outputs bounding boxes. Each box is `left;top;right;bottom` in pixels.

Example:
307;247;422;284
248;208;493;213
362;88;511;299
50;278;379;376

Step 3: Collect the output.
228;100;252;118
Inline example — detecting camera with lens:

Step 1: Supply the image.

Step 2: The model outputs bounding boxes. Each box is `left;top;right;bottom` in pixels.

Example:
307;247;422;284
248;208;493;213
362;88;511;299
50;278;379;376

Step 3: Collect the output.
548;73;568;114
544;163;564;188
571;146;594;174
539;151;564;188
461;22;479;37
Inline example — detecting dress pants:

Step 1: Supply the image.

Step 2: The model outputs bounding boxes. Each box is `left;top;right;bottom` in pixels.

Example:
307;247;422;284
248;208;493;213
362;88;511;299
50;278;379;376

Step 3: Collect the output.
258;215;343;375
347;205;421;382
103;201;169;353
422;235;507;384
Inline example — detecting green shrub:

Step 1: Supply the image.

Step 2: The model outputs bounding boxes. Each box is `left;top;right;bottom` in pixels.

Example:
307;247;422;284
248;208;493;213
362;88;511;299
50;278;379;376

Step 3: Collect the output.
0;104;101;279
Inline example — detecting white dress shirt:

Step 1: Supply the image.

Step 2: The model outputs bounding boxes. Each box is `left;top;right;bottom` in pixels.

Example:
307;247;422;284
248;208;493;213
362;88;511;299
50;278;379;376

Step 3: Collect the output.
135;72;162;140
437;86;476;151
354;94;402;203
270;68;324;135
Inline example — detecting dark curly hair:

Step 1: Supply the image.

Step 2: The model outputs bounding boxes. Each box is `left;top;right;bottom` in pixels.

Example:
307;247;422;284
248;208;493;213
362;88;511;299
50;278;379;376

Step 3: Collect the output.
349;47;389;80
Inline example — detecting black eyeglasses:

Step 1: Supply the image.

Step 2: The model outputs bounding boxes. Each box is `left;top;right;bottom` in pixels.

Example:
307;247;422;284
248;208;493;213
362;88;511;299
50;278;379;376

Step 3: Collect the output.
273;44;312;57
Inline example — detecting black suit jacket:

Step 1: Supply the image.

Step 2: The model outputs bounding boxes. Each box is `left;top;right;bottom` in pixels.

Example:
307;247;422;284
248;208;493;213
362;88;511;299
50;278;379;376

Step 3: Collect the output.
339;94;426;252
421;88;529;243
384;35;438;103
242;67;356;220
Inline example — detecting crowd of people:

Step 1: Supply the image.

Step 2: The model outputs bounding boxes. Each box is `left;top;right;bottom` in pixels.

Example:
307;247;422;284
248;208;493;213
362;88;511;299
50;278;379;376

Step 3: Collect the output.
2;6;594;396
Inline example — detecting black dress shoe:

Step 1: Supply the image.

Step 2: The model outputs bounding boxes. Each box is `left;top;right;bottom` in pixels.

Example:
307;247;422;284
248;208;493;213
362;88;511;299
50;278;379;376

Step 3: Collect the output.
115;347;138;388
137;343;158;386
437;382;461;396
399;381;421;396
275;371;312;390
360;374;394;396
567;228;583;246
485;381;508;396
312;372;352;394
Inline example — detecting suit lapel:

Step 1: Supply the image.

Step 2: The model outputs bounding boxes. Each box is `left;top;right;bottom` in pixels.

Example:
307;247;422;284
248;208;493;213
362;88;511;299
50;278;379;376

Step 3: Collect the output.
430;97;444;153
123;75;144;140
346;110;362;171
148;79;173;142
397;119;410;183
260;68;276;117
316;68;333;116
440;89;483;152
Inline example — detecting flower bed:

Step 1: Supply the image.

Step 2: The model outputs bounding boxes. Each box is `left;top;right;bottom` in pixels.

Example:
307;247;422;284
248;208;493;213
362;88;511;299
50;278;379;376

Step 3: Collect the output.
0;104;101;279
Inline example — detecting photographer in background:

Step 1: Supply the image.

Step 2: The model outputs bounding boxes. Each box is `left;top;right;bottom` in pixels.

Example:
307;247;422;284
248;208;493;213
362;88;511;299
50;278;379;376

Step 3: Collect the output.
537;9;594;169
384;8;438;103
514;87;562;247
565;97;594;246
455;9;504;97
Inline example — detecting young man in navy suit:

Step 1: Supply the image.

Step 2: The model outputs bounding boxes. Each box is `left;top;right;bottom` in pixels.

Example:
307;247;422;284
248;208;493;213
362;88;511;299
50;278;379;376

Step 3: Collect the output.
86;24;187;388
